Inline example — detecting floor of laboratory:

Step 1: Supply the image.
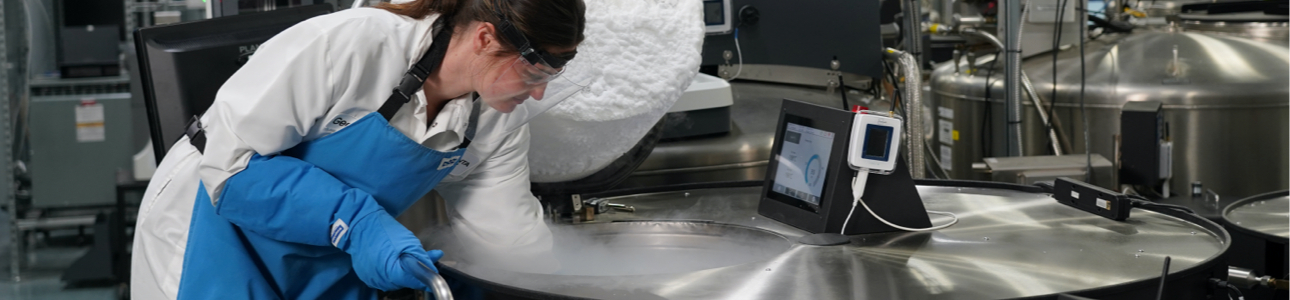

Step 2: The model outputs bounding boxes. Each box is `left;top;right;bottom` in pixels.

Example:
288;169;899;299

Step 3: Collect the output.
0;211;118;300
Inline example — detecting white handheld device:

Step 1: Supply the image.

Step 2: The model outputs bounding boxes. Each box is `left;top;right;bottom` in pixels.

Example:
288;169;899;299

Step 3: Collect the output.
842;111;957;234
847;112;903;174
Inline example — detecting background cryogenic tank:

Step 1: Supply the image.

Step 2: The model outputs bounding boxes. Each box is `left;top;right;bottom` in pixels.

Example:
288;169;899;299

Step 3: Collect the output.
928;30;1288;198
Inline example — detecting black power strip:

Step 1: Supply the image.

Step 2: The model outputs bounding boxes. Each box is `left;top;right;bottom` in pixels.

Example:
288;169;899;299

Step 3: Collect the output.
1052;177;1132;221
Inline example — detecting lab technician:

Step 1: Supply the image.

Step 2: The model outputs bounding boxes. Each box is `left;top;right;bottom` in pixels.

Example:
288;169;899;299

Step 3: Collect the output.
130;0;586;298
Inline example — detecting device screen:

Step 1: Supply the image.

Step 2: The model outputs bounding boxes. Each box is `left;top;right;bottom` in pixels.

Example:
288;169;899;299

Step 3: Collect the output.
703;1;724;25
862;124;893;161
772;122;836;206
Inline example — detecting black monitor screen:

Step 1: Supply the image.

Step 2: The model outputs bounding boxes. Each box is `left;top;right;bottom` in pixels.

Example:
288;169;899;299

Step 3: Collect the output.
703;1;725;25
135;5;332;163
862;124;893;161
769;115;836;211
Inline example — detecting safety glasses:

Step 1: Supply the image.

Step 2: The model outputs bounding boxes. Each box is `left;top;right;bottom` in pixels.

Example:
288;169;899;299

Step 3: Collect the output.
493;11;571;85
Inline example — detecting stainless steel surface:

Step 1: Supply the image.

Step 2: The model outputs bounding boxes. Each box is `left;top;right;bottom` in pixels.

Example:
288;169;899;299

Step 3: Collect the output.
1224;195;1289;239
716;64;873;89
885;48;926;179
929;31;1289;197
1227;266;1265;289
624;82;861;188
426;186;1227;299
983;154;1115;189
1179;19;1290;42
1001;0;1023;157
428;272;454;300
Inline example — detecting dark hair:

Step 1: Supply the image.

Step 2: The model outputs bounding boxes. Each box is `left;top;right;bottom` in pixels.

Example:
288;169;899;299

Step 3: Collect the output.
377;0;586;54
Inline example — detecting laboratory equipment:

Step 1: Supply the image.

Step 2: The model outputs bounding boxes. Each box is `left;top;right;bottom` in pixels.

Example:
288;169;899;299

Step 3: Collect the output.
1053;177;1133;221
1120;101;1171;196
58;0;125;78
928;30;1288;197
756;99;931;235
1222;190;1289;299
134;4;333;162
702;0;732;34
28;88;133;208
418;181;1231;299
847;112;902;172
980;154;1116;189
702;0;884;85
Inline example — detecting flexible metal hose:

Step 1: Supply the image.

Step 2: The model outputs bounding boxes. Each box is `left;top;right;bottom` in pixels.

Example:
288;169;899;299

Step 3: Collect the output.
884;48;925;179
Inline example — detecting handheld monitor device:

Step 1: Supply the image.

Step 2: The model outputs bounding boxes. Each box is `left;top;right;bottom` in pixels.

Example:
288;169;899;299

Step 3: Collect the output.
758;99;932;237
840;112;957;234
703;0;733;35
848;112;902;173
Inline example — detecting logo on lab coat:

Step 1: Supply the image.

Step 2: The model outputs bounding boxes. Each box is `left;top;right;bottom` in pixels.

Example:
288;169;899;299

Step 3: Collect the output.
439;156;462;170
331;117;350;127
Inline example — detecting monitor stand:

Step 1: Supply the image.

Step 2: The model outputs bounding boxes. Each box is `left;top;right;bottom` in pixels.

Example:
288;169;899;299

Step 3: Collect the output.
798;158;933;245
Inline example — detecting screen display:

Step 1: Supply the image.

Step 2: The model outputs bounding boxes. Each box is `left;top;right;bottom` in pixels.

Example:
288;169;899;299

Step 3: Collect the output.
862;124;894;161
703;1;725;25
772;122;835;206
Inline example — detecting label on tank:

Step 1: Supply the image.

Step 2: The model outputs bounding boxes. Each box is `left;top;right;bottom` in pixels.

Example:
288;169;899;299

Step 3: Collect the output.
940;145;953;171
939;120;954;145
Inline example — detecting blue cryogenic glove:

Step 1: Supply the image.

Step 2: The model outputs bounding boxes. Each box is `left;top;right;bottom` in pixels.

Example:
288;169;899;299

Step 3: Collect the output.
339;210;443;292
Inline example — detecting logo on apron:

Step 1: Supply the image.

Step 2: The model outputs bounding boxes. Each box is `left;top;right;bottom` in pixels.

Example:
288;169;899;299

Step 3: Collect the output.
330;219;349;247
438;156;462;170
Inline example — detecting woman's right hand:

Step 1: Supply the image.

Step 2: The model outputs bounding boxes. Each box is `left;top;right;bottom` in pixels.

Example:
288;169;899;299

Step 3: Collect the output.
341;210;443;292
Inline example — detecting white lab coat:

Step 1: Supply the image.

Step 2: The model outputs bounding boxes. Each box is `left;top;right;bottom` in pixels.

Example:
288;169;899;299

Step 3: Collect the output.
131;8;555;299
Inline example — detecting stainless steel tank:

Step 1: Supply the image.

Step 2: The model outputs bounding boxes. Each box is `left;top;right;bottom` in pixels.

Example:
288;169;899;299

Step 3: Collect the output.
928;30;1289;197
1222;190;1289;299
420;181;1231;299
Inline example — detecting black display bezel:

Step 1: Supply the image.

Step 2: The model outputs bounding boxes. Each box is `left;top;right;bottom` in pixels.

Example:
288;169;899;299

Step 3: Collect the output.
765;114;837;213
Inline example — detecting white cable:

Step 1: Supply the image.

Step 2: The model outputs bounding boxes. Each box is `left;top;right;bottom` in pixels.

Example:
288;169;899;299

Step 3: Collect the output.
841;174;866;235
858;196;959;232
728;28;744;81
842;173;959;234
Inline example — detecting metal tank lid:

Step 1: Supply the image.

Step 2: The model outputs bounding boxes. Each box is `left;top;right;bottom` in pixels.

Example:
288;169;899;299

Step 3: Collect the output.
1018;31;1290;106
428;183;1230;300
1175;1;1289;40
1224;190;1290;241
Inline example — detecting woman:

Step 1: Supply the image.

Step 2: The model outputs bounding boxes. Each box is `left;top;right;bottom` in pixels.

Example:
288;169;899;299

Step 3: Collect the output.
130;0;586;298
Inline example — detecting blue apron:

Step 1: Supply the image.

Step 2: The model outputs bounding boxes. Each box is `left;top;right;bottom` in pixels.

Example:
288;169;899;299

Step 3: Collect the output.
176;99;480;299
173;22;462;299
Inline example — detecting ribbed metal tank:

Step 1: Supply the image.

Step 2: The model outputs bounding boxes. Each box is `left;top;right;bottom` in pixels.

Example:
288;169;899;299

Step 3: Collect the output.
927;30;1289;198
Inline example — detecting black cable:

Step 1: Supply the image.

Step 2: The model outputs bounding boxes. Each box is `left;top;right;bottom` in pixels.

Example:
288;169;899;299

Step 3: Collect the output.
1227;283;1245;300
1129;197;1197;215
884;61;905;118
981;52;1001;156
840;75;851;111
1210;278;1246;300
1048;0;1069;156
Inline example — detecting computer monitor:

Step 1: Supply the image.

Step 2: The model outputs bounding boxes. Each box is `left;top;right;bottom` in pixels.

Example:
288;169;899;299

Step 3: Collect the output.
134;4;333;162
758;99;930;235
